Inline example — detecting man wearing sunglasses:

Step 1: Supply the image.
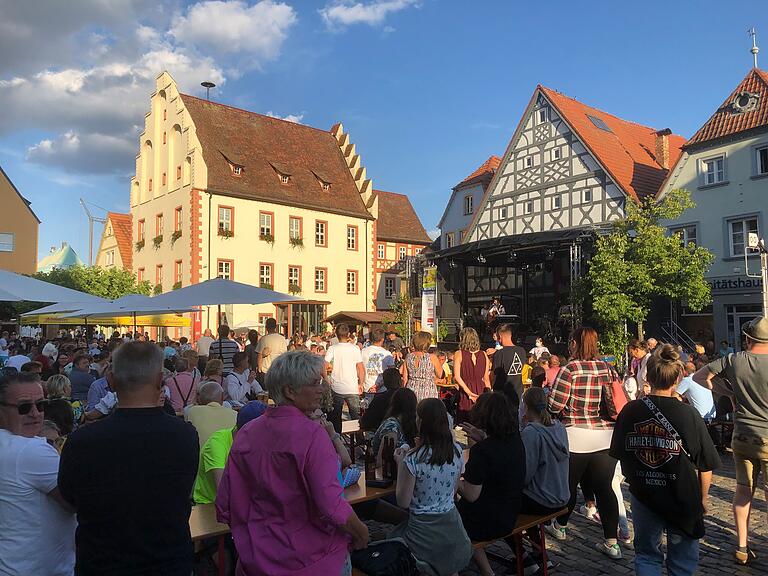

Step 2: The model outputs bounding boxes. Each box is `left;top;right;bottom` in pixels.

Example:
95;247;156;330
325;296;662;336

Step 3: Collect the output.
0;372;76;575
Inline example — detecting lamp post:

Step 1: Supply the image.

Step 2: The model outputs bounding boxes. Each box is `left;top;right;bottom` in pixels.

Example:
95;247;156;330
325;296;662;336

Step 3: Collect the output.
201;81;216;101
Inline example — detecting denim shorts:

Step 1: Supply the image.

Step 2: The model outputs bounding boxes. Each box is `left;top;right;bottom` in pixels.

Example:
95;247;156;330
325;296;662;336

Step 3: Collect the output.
732;433;768;490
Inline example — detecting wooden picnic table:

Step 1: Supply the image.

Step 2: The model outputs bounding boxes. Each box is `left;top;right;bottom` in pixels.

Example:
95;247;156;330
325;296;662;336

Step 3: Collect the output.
189;504;229;576
341;419;362;463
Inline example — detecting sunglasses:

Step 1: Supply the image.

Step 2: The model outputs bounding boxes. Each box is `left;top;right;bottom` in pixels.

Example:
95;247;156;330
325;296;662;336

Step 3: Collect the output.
0;399;49;415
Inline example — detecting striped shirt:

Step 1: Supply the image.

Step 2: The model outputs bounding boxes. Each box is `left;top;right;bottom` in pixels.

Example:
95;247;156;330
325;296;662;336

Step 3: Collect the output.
547;360;616;429
208;338;240;372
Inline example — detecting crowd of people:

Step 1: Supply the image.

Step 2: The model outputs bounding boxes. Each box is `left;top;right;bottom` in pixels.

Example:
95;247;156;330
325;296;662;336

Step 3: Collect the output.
0;315;766;575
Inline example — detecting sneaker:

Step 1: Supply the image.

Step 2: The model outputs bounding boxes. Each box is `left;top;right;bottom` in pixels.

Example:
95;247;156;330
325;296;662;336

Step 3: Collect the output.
545;520;566;541
618;529;632;546
596;541;622;560
579;504;601;524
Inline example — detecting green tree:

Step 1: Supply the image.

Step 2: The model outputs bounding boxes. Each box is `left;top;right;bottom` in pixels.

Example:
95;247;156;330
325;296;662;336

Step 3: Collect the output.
587;188;714;363
386;293;412;342
34;266;152;300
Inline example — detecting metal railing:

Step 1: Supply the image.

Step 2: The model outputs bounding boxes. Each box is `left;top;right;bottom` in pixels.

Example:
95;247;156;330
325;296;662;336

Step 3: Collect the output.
660;319;698;353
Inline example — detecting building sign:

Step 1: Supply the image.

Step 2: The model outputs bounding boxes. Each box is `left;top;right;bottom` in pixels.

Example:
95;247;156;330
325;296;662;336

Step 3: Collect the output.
708;276;763;294
421;266;437;335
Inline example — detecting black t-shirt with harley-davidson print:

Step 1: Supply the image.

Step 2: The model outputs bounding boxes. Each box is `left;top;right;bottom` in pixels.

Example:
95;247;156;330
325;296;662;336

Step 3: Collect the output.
610;395;720;538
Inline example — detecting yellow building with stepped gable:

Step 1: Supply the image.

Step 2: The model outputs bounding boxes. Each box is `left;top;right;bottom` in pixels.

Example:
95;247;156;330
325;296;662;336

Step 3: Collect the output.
102;71;425;339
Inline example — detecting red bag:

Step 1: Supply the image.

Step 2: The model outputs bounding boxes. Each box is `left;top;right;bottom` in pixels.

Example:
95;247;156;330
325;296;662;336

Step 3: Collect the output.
600;364;629;421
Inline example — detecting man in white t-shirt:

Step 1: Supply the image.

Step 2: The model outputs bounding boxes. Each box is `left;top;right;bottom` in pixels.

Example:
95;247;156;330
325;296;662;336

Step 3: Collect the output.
360;328;394;396
196;329;215;362
325;323;365;432
254;318;288;378
0;373;76;575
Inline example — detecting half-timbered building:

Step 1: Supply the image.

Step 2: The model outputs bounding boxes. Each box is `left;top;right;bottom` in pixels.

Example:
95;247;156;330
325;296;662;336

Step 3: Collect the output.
434;85;685;339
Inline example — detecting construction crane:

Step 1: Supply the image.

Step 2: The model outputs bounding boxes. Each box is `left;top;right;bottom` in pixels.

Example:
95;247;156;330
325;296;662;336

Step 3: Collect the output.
79;198;107;266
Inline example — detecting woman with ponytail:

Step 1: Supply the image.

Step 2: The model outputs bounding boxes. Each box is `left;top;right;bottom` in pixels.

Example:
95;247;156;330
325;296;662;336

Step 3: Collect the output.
610;344;720;576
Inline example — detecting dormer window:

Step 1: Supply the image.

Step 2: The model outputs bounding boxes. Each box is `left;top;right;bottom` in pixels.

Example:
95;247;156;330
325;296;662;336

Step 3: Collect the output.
229;162;243;176
280;174;290;184
321;181;330;191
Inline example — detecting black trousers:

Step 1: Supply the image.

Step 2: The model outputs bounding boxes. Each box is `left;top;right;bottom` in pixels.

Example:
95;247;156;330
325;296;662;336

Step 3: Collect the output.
557;449;619;540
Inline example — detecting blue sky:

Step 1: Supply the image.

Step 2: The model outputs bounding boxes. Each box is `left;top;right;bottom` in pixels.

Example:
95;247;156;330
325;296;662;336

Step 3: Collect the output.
0;0;765;263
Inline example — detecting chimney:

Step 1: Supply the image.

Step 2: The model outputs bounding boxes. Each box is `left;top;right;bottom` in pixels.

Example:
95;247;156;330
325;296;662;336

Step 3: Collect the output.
654;128;672;170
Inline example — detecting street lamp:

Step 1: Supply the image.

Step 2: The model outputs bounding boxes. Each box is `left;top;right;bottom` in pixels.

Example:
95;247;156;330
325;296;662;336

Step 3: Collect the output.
201;81;216;101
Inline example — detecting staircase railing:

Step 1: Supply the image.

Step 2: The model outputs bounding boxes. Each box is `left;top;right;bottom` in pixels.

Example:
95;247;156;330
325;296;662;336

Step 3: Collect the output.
660;319;698;353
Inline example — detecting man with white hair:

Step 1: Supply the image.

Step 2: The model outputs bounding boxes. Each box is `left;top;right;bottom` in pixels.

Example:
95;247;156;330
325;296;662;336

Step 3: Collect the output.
0;373;76;575
58;341;199;576
186;380;237;448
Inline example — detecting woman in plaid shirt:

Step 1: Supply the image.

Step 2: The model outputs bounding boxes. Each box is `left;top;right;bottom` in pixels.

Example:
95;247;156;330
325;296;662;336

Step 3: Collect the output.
545;327;622;560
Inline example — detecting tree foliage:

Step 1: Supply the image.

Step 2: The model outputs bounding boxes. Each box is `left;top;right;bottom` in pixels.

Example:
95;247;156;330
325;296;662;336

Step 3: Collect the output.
587;188;714;362
33;266;152;300
386;293;412;341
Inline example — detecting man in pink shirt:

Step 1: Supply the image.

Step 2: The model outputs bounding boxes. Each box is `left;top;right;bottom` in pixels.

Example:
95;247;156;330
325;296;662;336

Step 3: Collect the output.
216;350;368;575
164;358;197;413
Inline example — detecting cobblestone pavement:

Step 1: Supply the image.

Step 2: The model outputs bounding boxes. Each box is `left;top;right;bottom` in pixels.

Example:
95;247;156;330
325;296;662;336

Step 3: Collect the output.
365;449;768;575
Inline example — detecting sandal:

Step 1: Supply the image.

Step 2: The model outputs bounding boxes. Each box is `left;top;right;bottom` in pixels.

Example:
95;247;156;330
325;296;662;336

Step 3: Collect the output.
735;547;757;565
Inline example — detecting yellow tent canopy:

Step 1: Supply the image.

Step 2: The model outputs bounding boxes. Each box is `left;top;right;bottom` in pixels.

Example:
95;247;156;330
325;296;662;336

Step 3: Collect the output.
24;314;191;327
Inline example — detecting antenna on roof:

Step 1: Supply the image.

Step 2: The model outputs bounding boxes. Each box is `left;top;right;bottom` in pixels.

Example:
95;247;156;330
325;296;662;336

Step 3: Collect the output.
749;27;759;68
201;81;216;101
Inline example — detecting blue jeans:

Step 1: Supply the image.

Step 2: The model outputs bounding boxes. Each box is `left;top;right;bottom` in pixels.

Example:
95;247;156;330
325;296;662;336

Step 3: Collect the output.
631;496;699;576
330;391;361;433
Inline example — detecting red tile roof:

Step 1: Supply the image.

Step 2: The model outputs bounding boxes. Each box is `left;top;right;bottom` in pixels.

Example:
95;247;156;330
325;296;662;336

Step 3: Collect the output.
107;212;132;271
180;94;372;220
374;190;431;245
686;68;768;148
456;155;501;189
540;86;686;202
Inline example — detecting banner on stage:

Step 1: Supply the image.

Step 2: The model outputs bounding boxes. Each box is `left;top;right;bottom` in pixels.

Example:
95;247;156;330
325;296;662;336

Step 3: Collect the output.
421;266;437;335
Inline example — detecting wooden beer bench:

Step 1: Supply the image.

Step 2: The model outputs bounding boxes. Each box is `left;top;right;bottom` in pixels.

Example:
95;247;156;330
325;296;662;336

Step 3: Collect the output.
472;508;567;576
353;508;566;576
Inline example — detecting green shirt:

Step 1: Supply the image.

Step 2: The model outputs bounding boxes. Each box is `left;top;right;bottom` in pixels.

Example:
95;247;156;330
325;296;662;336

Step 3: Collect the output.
193;427;234;504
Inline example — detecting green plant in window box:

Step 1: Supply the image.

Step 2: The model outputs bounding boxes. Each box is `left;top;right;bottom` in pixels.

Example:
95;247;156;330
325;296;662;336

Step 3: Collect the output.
172;281;182;290
153;283;163;295
152;234;163;248
135;239;145;251
259;282;273;291
218;228;234;238
171;230;182;244
289;236;304;249
259;233;274;245
288;283;301;295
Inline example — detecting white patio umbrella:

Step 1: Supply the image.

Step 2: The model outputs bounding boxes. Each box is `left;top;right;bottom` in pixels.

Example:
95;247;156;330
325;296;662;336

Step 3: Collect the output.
149;278;301;330
59;294;196;333
23;299;110;316
233;319;265;330
150;278;301;307
0;269;105;303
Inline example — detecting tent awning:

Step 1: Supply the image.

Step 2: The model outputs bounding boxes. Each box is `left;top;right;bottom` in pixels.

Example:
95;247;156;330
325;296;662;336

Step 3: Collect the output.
323;311;389;325
149;278;301;308
24;314;190;327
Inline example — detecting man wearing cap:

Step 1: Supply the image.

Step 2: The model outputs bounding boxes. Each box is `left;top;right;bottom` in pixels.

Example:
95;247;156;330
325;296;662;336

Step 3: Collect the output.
694;316;768;565
193;401;267;504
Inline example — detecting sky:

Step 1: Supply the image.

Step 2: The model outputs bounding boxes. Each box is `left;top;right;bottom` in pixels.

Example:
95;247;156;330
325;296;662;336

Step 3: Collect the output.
0;0;766;264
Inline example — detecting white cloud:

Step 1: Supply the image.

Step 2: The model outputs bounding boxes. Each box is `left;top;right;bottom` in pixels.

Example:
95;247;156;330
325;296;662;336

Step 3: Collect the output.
27;130;136;174
171;1;297;68
266;110;305;123
0;0;299;174
319;0;419;30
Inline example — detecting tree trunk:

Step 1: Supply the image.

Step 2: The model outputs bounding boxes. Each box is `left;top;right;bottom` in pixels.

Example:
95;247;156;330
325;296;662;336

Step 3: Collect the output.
637;321;644;340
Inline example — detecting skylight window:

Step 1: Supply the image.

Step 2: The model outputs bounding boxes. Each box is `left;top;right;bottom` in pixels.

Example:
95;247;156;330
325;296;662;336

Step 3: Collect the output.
587;114;612;132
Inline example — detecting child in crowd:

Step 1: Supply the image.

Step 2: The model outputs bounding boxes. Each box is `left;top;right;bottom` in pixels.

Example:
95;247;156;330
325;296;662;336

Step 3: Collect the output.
392;398;472;576
611;344;720;575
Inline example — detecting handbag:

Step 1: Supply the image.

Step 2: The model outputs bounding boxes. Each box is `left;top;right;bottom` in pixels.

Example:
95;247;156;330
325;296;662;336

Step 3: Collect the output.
599;363;629;421
350;540;417;576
